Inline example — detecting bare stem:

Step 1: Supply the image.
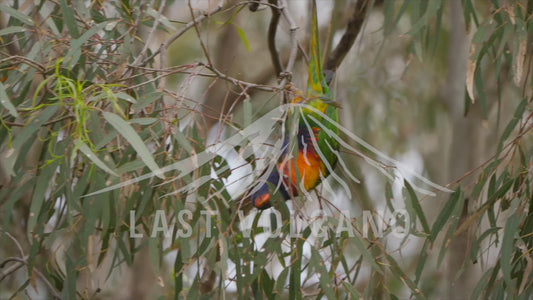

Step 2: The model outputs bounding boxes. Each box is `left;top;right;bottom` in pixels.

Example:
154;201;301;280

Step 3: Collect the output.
325;0;370;72
188;0;214;67
277;0;299;90
267;0;283;76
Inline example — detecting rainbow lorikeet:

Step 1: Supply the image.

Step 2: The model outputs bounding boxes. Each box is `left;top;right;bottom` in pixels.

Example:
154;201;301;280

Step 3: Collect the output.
251;0;340;209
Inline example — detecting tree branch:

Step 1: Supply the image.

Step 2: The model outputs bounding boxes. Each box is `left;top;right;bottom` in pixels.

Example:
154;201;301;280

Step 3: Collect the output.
137;1;226;68
130;0;167;67
325;0;371;72
248;0;261;11
188;0;214;67
0;256;61;299
138;1;278;68
267;0;283;77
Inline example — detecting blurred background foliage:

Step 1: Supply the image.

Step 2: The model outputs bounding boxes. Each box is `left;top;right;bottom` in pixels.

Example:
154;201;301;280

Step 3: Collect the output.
0;0;532;299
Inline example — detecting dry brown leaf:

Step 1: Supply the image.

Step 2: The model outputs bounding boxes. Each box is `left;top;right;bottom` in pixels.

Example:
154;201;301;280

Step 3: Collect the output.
513;39;527;86
466;44;477;103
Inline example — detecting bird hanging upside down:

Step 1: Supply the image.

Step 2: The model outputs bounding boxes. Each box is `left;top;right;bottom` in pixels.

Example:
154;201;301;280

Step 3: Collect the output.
250;0;340;209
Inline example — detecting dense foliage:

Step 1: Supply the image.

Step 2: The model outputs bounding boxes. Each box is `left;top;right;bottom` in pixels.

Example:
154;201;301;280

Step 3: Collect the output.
0;0;532;298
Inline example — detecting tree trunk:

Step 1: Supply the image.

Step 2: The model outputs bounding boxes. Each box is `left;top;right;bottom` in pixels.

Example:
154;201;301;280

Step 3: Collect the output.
444;0;486;297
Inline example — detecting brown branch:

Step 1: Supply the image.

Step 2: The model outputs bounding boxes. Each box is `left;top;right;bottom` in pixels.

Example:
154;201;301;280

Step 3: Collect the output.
325;0;371;72
137;2;226;68
267;0;283;77
4;115;74;127
0;257;61;299
0;55;46;73
1;233;62;300
188;0;214;67
198;62;278;91
248;0;261;11
0;259;25;282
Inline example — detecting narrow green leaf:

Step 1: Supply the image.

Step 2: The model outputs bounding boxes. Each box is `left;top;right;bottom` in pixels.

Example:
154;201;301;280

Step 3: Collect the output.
149;238;161;274
474;65;489;118
146;7;175;31
174;250;183;298
236;25;251;52
1;174;35;234
75;139;119;176
385;253;420;296
350;235;383;275
385;181;395;212
289;237;303;300
471;267;493;300
407;0;441;36
116;235;133;265
173;129;194;154
0;4;34;25
0;26;25;36
63;255;77;299
415;239;430;284
430;189;462;242
437;193;465;267
501;211;519;293
12;105;59;151
491;177;514;201
103;111;164;179
116;92;137;104
383;0;395;35
260;269;274;300
132;91;162;111
472;21;494;44
64;21;109;66
27;158;59;234
310;248;336;299
0;81;19;118
404;180;430;234
498;97;528;153
488;174;497;201
115;159;146;174
275;268;289;295
469;227;501;263
129;118;158;125
342;281;360;299
60;0;79;37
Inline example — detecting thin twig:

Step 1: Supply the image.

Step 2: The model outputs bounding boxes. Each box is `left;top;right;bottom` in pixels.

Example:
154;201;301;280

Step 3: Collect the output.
188;0;214;67
277;0;299;90
4;115;74;127
0;55;46;73
139;1;281;68
159;43;167;90
198;62;276;92
137;3;223;68
0;256;61;299
3;231;25;258
0;260;25;282
325;0;371;72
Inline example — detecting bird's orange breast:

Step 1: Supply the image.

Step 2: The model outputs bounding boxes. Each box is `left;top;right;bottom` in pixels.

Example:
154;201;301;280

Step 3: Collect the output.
280;149;325;194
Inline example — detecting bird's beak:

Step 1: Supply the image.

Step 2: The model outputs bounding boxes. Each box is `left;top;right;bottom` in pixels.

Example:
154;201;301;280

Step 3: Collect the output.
253;193;271;209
